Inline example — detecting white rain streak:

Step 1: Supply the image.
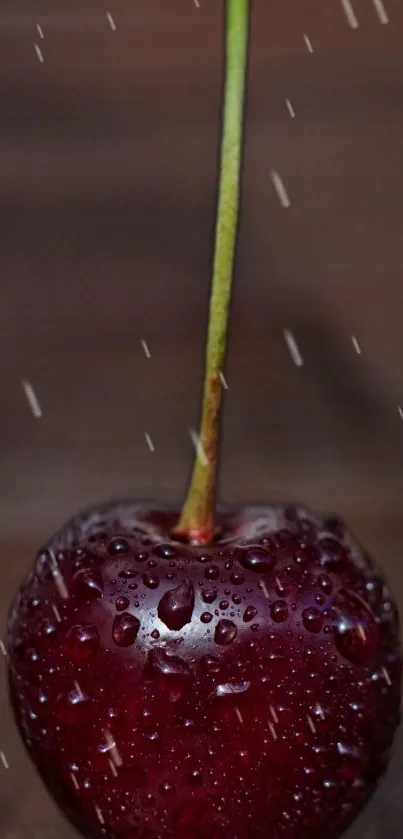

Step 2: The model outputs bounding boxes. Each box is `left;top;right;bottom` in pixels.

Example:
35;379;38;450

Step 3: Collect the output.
48;550;69;600
382;667;392;686
285;98;295;118
351;335;362;354
357;623;366;642
398;406;403;421
372;0;389;24
193;0;200;6
21;379;42;418
268;722;277;740
0;751;10;769
144;432;155;452
36;23;44;38
275;577;284;595
270;170;291;208
234;707;244;724
259;579;270;599
306;715;316;734
189;429;208;467
141;339;151;359
303;33;314;53
340;0;359;28
103;729;123;768
219;371;228;390
269;705;279;725
74;681;84;699
51;567;69;599
109;759;118;777
34;43;44;62
0;640;7;656
106;11;116;31
52;603;62;623
70;772;79;790
95;807;105;825
283;329;303;367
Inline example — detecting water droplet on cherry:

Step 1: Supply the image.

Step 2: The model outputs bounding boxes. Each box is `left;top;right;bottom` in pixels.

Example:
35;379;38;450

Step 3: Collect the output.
159;781;176;795
243;605;257;623
112;613;140;647
142;573;160;590
302;607;324;633
144;648;194;701
55;687;91;726
155;544;177;559
317;538;347;572
205;566;219;581
214;619;237;646
202;589;217;604
270;600;289;623
158;580;195;631
65;624;100;660
230;569;245;585
333;589;379;664
72;568;104;600
115;596;130;611
108;538;130;555
240;546;276;574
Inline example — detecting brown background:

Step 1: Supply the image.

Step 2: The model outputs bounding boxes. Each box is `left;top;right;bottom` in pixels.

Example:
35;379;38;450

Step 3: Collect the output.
1;1;403;837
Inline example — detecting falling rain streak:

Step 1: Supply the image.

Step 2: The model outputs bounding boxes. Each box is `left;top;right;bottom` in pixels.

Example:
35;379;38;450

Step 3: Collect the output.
141;339;151;359
270;170;291;208
340;0;359;28
0;751;10;769
70;772;79;790
371;0;389;24
259;579;270;599
234;706;244;724
95;807;105;825
48;550;69;600
144;432;155;452
21;380;42;418
103;729;123;767
189;429;208;466
351;335;362;354
306;715;316;734
106;11;116;30
33;43;44;62
52;603;62;623
283;330;303;367
303;34;314;53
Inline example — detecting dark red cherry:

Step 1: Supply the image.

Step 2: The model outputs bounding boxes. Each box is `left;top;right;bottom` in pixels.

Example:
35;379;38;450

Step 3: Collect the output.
6;502;401;839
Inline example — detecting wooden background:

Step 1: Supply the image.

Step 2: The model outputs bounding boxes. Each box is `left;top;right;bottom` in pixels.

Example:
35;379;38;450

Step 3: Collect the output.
1;1;403;837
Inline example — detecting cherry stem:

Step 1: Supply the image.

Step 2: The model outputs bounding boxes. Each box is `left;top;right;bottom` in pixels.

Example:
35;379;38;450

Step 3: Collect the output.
172;0;250;545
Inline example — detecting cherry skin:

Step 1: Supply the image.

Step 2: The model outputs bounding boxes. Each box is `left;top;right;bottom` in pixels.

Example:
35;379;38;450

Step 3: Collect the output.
7;501;401;839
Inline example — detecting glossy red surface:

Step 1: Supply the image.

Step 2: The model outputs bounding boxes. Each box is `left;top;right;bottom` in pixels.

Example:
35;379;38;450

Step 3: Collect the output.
7;502;401;839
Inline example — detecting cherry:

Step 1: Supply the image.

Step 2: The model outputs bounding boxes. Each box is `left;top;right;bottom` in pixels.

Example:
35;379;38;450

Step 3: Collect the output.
6;3;401;839
7;502;401;839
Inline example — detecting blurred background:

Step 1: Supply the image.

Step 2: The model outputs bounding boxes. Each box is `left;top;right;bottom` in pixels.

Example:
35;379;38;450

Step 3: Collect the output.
1;0;403;836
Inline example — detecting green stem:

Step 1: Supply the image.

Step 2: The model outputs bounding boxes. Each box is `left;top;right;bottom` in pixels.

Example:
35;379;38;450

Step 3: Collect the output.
172;0;250;545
